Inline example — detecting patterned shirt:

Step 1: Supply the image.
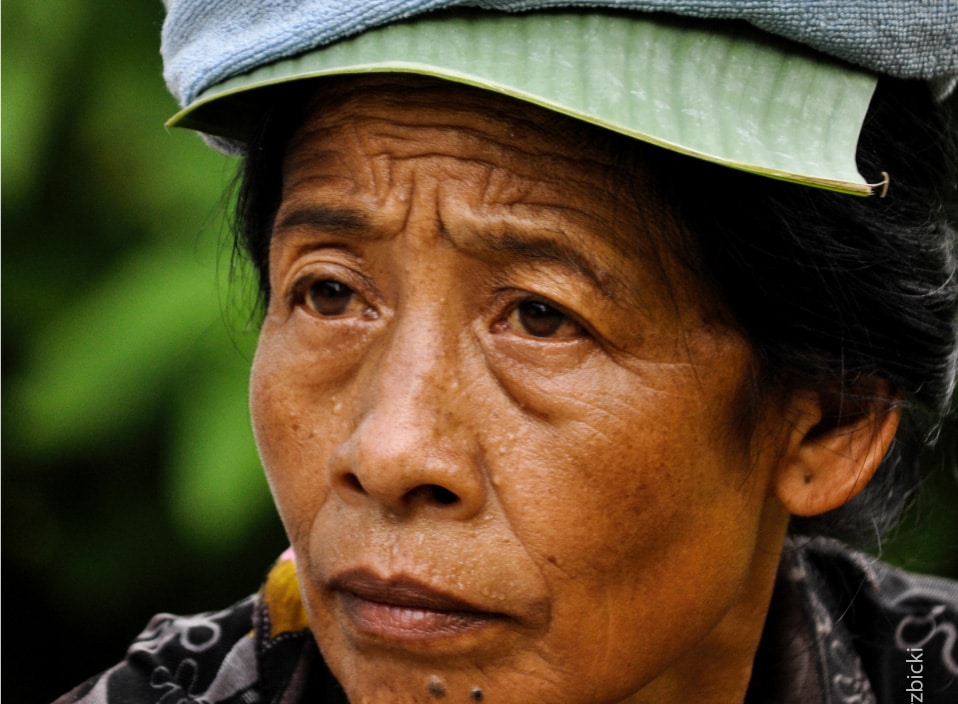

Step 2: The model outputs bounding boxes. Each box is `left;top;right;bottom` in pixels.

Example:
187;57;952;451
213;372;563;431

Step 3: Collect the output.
55;539;958;704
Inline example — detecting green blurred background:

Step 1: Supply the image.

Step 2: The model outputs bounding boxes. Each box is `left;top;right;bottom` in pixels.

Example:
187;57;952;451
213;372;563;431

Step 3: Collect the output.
2;2;957;702
3;2;286;700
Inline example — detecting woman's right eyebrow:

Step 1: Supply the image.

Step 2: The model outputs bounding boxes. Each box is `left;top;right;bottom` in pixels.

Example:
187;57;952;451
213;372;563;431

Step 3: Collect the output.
273;205;376;240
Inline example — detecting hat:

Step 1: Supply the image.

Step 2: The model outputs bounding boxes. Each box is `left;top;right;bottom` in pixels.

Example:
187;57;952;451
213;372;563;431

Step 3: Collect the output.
161;1;958;196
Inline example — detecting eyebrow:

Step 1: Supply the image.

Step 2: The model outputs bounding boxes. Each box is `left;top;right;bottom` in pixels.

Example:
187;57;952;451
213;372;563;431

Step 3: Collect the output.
476;228;617;299
273;204;621;300
275;206;373;237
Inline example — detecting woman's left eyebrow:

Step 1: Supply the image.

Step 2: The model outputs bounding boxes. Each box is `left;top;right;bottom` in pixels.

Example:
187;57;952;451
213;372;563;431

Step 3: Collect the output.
466;228;619;302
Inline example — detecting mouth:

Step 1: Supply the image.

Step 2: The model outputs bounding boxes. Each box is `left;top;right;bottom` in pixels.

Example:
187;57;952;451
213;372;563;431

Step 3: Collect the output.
330;569;507;643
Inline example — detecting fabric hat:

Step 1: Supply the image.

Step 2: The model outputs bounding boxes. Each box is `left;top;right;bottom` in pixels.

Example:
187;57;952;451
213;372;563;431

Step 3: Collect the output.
161;1;958;196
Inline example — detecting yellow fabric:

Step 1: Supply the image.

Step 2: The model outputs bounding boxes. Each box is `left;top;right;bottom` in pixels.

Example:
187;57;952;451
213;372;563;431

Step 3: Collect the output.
261;554;311;637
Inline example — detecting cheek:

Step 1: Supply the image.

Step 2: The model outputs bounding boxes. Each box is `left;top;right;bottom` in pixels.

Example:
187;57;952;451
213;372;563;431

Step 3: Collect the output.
483;351;770;665
494;390;759;575
249;324;344;545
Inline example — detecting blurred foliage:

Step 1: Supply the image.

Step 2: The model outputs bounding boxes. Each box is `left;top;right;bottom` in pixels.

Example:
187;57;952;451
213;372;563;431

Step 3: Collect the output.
2;1;957;702
2;1;285;700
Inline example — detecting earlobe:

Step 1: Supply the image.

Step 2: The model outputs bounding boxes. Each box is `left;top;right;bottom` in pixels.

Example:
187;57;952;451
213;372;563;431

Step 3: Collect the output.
772;385;901;517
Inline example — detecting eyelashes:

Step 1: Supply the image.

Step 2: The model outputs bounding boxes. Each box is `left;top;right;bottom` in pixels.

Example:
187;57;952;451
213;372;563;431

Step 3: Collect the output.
290;274;379;321
291;274;585;341
505;299;584;340
303;279;362;316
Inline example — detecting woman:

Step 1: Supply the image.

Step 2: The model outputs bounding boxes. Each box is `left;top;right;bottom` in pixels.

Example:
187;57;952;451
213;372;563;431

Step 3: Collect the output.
58;2;958;703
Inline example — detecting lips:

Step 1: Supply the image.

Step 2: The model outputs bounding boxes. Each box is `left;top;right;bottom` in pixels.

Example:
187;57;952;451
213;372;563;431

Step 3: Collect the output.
330;569;506;642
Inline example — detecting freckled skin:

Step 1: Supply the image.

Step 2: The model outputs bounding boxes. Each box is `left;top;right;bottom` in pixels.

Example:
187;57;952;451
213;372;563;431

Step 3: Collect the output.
250;77;795;704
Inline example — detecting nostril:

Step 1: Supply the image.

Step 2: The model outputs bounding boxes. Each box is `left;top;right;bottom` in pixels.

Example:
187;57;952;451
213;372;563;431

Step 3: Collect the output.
405;483;460;506
429;484;459;505
342;473;365;495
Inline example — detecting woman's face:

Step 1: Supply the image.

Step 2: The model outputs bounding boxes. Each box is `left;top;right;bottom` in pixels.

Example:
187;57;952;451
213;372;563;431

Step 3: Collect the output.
251;78;792;704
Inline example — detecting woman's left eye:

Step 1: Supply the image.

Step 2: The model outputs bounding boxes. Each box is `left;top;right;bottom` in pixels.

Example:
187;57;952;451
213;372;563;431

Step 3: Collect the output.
302;279;364;316
507;299;583;339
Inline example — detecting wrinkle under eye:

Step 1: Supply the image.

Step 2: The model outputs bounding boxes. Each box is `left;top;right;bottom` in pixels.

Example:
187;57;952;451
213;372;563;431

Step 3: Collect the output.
511;300;581;338
306;279;357;316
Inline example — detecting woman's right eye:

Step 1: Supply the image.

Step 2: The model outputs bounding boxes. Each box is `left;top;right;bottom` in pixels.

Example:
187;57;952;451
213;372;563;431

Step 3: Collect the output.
303;279;361;316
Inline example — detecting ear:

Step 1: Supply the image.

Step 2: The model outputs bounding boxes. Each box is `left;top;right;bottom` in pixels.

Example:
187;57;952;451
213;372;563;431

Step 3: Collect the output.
772;383;901;517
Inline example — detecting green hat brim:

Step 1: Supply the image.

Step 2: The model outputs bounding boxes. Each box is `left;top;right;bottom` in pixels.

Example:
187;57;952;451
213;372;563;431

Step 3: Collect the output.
167;11;881;196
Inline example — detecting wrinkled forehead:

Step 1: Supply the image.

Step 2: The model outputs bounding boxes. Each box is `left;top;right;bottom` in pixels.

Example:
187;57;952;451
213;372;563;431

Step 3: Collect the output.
274;74;719;318
288;75;637;170
281;74;685;250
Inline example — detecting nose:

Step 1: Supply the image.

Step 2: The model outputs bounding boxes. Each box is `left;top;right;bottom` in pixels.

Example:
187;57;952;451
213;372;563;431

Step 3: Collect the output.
326;317;486;520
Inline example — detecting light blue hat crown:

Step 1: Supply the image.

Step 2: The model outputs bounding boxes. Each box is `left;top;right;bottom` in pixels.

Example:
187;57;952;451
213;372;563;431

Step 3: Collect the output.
162;0;958;112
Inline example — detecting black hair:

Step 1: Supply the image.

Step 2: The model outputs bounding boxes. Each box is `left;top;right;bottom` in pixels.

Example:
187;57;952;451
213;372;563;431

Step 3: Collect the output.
232;76;958;548
661;78;958;543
